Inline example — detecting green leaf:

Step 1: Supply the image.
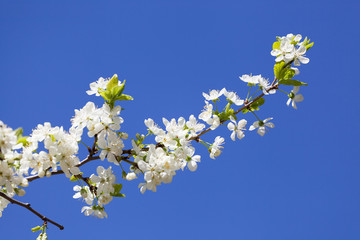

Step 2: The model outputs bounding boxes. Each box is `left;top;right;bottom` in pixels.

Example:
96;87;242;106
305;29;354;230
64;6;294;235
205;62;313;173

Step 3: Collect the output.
113;183;123;193
31;226;43;232
70;173;83;181
274;62;295;80
110;85;122;98
99;90;112;101
15;128;23;138
279;79;308;86
242;98;265;113
70;175;79;181
272;41;280;50
110;183;125;197
114;94;133;101
282;68;295;80
274;61;285;79
17;136;29;146
110;192;126;197
306;42;314;50
116;80;126;97
106;74;119;91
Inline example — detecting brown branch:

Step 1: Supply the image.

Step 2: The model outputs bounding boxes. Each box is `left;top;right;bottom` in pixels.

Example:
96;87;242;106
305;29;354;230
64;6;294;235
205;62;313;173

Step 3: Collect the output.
190;80;279;140
74;174;97;195
0;191;64;230
26;155;100;182
120;157;138;167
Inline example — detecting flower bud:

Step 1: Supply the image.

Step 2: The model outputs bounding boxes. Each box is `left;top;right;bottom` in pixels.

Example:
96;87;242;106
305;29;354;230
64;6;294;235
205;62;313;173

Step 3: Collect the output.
38;170;45;178
126;172;137;181
16;188;26;196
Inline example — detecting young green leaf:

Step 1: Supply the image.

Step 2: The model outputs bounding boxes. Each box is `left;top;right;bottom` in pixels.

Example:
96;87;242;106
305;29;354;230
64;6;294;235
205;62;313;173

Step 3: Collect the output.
15;128;23;138
242;98;265;113
31;226;43;232
99;90;112;101
306;42;314;50
114;94;134;101
113;183;123;193
282;68;295;80
17;136;29;146
279;79;308;86
274;61;285;79
272;41;280;50
106;74;119;91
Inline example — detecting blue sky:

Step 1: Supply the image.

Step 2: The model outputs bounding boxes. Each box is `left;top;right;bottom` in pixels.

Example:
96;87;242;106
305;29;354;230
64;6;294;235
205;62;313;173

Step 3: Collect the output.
1;1;360;239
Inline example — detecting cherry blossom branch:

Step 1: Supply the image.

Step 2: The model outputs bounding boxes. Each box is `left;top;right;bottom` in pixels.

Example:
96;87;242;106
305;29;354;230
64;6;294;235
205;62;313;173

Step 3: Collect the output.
118;82;279;161
0;191;64;230
26;155;100;182
119;156;137;167
74;174;97;195
190;80;279;140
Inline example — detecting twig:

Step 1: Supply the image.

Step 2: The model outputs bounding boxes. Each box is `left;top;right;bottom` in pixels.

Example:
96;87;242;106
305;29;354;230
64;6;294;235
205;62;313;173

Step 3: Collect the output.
191;79;279;140
26;155;100;182
0;191;64;230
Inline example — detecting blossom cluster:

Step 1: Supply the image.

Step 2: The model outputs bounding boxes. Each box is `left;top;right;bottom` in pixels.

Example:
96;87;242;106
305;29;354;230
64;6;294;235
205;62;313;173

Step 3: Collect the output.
70;102;126;165
0;34;313;230
75;166;116;218
0;121;28;216
20;123;80;178
271;33;310;67
131;116;206;193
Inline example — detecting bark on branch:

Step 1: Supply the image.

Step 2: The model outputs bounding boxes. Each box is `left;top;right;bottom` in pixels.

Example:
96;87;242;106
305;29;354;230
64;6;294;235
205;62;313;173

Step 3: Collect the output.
0;191;64;230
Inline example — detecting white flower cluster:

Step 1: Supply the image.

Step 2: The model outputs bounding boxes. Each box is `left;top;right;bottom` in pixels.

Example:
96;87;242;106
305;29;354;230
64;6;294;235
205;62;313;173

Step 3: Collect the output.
20;123;80;178
86;76;122;97
0;33;312;224
130;87;250;193
200;88;244;130
77;166;116;218
270;33;310;66
239;74;276;95
0;121;28;217
131;116;205;193
70;102;125;165
0;195;9;218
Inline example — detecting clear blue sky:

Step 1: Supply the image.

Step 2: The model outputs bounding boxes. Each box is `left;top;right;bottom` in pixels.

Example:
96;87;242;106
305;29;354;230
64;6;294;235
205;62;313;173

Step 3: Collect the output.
1;1;360;239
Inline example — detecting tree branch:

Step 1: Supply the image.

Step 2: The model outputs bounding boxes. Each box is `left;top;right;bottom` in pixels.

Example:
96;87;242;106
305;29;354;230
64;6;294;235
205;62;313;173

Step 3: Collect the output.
0;191;64;230
191;80;279;140
26;155;100;182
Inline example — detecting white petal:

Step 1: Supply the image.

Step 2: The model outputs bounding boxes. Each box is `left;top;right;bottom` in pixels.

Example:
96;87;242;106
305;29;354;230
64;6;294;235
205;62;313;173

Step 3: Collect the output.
293;86;300;94
227;122;235;131
257;127;266;136
294;94;304;102
230;131;236;141
287;98;292;106
298;56;309;64
188;161;198;172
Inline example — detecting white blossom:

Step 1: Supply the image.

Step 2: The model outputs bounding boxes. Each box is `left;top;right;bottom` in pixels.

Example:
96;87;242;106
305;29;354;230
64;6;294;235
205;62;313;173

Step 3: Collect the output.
81;206;108;219
287;86;304;109
239;74;261;85
202;89;224;101
258;77;276;95
73;185;94;205
210;136;224;159
223;88;244;106
227;117;247;141
249;117;275;136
